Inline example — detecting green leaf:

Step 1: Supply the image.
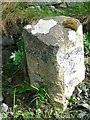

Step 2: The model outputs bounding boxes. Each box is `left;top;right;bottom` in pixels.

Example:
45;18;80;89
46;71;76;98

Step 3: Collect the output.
8;85;39;95
10;50;24;65
86;62;90;66
36;98;39;109
83;32;90;54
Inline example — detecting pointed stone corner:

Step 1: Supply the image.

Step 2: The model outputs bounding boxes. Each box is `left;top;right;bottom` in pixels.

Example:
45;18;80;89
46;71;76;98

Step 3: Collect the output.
24;19;57;34
23;16;85;112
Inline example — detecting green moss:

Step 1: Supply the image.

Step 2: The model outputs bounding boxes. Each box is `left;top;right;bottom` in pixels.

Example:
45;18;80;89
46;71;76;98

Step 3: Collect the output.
63;18;78;31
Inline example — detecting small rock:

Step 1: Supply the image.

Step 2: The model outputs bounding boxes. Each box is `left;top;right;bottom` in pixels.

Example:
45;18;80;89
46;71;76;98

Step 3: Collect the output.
49;5;55;9
35;6;41;10
79;103;90;111
30;6;34;9
0;103;8;112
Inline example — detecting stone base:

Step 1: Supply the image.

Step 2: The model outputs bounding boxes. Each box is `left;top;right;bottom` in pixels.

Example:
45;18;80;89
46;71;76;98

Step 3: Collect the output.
23;16;85;111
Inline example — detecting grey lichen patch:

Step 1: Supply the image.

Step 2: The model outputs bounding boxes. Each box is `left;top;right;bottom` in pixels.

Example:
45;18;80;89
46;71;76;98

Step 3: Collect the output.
68;30;76;42
31;19;57;34
77;24;83;35
63;18;78;31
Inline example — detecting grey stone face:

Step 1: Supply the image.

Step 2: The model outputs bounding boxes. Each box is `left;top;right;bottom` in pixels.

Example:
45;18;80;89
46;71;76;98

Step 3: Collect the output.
23;16;85;112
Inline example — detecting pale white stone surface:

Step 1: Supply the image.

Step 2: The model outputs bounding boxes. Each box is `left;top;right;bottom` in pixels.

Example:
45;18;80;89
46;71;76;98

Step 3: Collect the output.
56;23;85;108
24;19;57;34
68;30;77;42
77;25;83;35
24;25;32;29
31;19;57;34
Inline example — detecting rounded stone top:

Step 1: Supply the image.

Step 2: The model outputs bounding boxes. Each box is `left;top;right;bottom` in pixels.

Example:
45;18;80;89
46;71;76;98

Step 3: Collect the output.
24;16;82;46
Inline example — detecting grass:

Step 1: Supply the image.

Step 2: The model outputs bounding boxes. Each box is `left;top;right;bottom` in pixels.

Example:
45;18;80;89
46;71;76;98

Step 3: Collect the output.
6;84;57;119
2;2;90;35
83;32;90;54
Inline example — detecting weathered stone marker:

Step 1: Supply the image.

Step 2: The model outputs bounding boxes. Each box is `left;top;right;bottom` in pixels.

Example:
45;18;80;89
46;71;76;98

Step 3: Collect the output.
23;16;85;112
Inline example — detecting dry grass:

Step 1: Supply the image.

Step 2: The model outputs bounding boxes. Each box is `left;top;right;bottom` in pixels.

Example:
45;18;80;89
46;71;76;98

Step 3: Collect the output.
1;2;90;35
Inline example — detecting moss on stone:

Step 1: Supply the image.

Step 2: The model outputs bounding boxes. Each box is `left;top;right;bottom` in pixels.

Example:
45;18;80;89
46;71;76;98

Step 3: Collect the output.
63;18;78;31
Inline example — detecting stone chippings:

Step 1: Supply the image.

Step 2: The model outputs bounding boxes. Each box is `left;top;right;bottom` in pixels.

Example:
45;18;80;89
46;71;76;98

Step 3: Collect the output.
23;16;85;112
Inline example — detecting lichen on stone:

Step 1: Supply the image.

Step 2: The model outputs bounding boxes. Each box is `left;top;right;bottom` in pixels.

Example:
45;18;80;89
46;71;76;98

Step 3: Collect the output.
63;18;78;31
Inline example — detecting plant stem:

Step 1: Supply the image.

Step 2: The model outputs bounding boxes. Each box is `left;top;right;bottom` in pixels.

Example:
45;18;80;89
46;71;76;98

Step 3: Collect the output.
13;88;16;113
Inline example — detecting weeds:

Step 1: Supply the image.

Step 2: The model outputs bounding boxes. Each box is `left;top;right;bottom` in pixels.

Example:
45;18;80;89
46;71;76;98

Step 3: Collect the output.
10;50;25;66
83;32;90;54
7;84;56;119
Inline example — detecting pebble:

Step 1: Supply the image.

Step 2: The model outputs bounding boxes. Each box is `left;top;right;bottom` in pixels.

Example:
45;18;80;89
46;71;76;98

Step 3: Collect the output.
0;103;8;112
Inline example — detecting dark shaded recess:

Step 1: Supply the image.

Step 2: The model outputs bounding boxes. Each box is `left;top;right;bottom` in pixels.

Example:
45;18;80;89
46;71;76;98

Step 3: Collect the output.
46;2;69;8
